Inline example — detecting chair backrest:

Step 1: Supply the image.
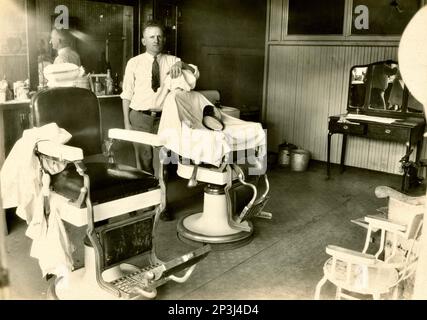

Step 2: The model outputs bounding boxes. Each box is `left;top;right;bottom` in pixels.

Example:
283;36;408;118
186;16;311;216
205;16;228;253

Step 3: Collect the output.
388;197;424;240
31;87;103;156
198;90;220;105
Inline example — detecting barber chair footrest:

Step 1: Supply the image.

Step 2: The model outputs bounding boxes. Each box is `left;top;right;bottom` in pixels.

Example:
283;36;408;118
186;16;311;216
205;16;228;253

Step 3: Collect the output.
236;196;270;223
110;245;211;299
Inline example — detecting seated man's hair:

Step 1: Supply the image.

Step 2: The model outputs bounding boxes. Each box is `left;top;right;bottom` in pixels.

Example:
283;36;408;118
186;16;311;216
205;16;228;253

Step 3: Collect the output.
52;28;74;46
142;20;165;34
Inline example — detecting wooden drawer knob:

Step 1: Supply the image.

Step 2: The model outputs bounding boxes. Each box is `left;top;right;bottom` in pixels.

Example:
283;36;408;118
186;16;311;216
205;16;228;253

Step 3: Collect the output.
385;129;391;134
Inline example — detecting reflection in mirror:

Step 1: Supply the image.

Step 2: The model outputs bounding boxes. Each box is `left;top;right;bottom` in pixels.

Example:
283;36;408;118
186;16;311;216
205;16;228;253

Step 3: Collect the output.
407;88;424;114
349;66;367;108
34;0;135;89
368;62;401;111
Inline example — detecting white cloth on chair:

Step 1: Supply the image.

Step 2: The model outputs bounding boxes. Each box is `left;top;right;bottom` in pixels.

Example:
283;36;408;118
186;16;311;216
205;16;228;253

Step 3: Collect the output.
1;123;71;219
158;90;266;166
0;123;75;277
26;198;74;278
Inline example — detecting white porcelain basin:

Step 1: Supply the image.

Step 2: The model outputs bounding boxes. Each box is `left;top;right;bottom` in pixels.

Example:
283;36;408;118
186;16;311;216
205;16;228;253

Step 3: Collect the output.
221;106;240;119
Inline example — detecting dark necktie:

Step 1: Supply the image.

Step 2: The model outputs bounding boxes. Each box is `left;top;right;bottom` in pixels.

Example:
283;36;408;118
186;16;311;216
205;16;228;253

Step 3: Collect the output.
152;55;160;92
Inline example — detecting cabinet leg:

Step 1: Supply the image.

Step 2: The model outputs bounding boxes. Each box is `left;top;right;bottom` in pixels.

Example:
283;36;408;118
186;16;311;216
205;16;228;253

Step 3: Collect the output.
401;172;408;193
340;134;347;173
415;140;423;164
327;132;332;179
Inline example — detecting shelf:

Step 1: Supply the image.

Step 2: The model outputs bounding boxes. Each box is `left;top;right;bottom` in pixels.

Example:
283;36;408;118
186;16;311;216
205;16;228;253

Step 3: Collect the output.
0;53;27;57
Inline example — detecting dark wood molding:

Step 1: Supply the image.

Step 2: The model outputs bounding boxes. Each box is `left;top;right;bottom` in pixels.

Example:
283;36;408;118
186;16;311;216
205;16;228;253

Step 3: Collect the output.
26;0;38;91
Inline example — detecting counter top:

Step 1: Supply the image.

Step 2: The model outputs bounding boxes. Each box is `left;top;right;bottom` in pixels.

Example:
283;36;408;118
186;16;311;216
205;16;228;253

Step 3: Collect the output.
0;99;31;111
0;99;31;105
0;94;121;111
97;94;121;99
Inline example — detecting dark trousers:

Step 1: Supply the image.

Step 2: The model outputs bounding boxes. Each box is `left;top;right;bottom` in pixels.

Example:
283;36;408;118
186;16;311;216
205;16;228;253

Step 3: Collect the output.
129;109;161;177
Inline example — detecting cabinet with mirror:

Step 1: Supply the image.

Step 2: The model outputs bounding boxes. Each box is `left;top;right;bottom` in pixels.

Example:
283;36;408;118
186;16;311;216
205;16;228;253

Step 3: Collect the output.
348;60;424;118
328;60;425;192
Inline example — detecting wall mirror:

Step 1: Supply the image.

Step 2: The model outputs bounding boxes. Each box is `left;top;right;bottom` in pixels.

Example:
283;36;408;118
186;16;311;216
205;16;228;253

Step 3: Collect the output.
348;66;368;109
28;0;141;90
347;60;424;118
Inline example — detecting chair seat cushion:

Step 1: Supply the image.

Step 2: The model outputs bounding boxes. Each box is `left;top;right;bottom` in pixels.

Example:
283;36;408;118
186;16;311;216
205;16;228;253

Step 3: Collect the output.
323;257;399;295
51;162;159;207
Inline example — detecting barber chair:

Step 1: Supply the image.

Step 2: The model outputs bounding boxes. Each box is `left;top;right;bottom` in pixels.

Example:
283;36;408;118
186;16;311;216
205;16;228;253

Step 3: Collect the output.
176;150;272;249
174;91;272;248
31;87;210;299
314;186;423;300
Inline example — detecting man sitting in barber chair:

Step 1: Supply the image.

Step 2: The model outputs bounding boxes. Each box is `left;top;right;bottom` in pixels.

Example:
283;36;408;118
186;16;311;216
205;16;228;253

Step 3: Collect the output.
121;20;199;221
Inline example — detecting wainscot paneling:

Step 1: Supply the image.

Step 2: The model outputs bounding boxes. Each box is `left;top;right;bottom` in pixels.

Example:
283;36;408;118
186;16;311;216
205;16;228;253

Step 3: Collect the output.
264;44;425;174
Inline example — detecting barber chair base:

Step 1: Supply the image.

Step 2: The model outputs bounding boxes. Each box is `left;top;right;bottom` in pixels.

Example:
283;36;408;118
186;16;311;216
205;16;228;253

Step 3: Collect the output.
177;192;253;249
177;221;253;250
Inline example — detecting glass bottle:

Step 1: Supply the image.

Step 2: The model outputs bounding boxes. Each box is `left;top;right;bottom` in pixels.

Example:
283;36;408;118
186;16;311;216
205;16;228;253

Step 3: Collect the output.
105;69;113;95
94;76;102;96
113;72;121;94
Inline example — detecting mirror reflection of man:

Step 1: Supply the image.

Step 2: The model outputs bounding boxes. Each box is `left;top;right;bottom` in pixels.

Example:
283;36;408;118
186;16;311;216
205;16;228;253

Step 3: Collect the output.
370;62;398;109
50;28;81;66
120;20;199;220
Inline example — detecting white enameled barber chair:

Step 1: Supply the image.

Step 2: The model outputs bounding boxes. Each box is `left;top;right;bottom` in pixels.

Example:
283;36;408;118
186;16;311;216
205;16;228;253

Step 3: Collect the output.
174;90;272;248
177;159;271;248
31;87;210;300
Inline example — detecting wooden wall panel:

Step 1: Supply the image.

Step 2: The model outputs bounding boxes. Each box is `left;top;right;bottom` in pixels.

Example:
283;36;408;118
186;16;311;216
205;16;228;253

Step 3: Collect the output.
268;0;283;41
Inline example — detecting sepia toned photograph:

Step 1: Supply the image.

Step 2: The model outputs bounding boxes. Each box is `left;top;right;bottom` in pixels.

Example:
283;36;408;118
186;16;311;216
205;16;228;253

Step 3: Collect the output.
1;0;427;305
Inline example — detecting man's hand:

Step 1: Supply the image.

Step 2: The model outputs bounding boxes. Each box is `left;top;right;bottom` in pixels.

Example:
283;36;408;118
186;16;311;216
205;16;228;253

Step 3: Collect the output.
122;99;132;130
124;121;132;130
169;61;183;79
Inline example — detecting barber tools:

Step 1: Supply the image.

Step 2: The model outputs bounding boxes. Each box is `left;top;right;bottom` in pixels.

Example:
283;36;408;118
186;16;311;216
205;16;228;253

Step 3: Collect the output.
202;105;224;131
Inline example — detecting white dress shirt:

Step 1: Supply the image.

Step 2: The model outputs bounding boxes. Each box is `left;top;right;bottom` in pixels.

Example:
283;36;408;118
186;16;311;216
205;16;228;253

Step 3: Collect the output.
120;52;199;111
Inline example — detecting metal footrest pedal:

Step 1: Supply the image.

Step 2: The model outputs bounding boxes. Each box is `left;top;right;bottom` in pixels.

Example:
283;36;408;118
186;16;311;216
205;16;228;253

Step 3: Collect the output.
236;196;271;223
110;245;211;299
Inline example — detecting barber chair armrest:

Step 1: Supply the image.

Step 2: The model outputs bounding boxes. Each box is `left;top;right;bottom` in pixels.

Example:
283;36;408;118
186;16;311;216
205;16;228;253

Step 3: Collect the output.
364;215;407;233
36;140;84;162
108;128;165;147
326;245;377;265
375;186;425;205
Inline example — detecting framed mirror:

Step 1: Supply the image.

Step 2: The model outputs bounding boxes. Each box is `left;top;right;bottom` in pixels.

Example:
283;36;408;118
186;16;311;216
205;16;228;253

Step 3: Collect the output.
347;60;424;118
27;0;142;91
348;66;368;109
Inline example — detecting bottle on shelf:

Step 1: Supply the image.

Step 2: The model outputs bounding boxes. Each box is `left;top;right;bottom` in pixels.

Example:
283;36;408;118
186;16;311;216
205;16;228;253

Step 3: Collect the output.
105;69;113;95
0;75;9;103
94;76;103;96
113;72;121;94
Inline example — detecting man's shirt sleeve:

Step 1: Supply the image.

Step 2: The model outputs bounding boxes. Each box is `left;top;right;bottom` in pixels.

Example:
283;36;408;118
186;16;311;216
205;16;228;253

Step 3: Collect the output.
120;58;136;101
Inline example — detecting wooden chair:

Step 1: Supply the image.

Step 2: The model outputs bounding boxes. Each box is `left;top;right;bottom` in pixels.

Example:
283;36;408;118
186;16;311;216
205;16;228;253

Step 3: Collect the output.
314;186;424;300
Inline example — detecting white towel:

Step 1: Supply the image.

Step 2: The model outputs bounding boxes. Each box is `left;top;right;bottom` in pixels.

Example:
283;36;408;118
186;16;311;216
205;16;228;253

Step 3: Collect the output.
159;90;266;167
1;123;75;278
154;69;197;110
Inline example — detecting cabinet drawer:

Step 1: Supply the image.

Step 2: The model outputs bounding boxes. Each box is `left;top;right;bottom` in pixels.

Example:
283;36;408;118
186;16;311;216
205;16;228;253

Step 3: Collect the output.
366;125;409;143
329;121;366;135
